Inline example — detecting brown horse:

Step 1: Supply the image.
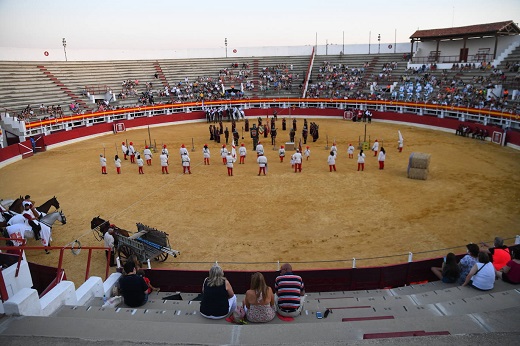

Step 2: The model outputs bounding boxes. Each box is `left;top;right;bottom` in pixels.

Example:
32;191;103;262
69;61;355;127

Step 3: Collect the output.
90;216;131;244
9;196;60;214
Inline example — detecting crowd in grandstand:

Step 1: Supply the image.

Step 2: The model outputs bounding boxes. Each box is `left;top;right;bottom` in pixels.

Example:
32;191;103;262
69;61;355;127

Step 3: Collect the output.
307;61;366;99
8;53;520;122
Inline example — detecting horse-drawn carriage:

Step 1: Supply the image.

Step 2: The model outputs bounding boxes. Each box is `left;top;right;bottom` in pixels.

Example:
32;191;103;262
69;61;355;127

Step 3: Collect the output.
91;217;180;264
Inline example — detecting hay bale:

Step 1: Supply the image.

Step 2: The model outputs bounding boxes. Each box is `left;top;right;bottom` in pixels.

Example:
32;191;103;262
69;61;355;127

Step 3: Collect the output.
407;167;428;180
408;152;431;170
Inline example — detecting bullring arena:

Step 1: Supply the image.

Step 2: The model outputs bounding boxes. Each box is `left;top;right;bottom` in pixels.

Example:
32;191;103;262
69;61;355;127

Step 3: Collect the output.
2;15;520;344
1;113;519;284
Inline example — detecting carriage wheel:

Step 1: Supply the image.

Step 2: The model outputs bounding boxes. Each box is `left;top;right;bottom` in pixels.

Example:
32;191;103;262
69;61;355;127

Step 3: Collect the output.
118;244;134;262
154;237;171;262
154;252;168;262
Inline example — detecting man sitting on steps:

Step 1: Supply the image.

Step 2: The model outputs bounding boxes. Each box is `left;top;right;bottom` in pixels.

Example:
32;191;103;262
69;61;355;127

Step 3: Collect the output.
118;261;149;308
274;263;305;317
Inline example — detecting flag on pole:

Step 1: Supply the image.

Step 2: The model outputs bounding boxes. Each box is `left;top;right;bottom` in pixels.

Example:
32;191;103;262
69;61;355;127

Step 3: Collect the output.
231;141;237;162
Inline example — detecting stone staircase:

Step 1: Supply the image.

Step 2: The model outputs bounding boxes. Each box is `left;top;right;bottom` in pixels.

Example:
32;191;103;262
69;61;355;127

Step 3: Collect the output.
37;65;90;111
1;274;518;344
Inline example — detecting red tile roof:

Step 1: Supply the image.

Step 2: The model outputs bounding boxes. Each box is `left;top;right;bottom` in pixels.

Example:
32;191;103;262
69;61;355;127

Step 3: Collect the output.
410;20;520;40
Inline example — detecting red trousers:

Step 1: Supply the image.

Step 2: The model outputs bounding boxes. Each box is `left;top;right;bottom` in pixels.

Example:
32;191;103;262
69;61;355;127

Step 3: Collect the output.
258;167;266;175
116;167;121;174
240;156;245;164
162;166;169;174
294;163;302;172
138;167;144;174
280;156;284;162
357;163;364;171
130;155;135;163
204;158;210;165
101;167;107;174
379;161;385;169
227;167;233;176
183;166;191;174
329;164;336;172
146;159;152;166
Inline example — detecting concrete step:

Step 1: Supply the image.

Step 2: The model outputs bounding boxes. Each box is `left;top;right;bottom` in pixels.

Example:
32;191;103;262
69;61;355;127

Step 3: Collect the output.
2;310;518;345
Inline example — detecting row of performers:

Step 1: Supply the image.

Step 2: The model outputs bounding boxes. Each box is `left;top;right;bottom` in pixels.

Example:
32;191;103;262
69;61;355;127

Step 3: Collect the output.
209;116;320;148
205;107;245;123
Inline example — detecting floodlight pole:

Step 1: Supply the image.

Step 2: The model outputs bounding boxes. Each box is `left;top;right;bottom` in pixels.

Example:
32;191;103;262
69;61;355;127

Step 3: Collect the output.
62;38;67;62
225;38;228;58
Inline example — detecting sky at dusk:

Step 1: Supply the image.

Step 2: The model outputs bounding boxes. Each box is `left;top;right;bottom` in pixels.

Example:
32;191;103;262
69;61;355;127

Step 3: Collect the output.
0;0;518;50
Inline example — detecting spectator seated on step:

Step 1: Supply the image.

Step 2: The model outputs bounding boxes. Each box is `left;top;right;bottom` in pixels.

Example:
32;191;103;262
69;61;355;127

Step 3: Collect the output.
118;261;149;308
495;245;520;284
431;252;461;283
480;236;512;271
462;252;495;291
457;243;480;285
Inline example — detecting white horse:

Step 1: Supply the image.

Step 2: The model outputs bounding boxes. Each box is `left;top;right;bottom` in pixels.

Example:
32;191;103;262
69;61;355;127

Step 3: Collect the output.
4;210;65;227
3;211;65;253
4;221;52;251
39;210;67;227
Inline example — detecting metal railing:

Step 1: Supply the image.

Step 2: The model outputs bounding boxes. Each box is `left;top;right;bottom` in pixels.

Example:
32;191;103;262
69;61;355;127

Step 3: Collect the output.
412;54;493;65
0;243;110;301
20;98;520;136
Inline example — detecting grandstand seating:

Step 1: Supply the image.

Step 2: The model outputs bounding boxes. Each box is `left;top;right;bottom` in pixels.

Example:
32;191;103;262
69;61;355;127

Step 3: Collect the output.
1;49;518;122
1;277;518;344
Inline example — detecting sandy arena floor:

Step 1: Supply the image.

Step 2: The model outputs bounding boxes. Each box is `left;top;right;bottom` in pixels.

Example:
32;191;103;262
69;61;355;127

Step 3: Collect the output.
1;118;519;285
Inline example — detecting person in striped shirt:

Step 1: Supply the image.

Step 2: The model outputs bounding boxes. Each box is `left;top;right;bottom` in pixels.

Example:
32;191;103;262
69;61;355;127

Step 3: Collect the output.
274;263;305;317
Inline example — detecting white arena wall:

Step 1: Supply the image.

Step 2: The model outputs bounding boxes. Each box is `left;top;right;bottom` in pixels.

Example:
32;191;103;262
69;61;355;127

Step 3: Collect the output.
0;43;410;62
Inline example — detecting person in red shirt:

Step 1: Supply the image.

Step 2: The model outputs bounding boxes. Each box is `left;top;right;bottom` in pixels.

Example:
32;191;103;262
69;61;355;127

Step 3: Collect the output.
480;237;511;271
137;269;160;294
495;245;520;284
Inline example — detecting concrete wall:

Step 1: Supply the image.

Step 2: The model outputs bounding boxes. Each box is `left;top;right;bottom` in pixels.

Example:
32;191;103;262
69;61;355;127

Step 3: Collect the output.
1;260;33;299
0;43;409;62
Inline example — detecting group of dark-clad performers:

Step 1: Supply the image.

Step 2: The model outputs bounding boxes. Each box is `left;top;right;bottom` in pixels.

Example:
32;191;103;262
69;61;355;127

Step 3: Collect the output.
208;114;319;150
